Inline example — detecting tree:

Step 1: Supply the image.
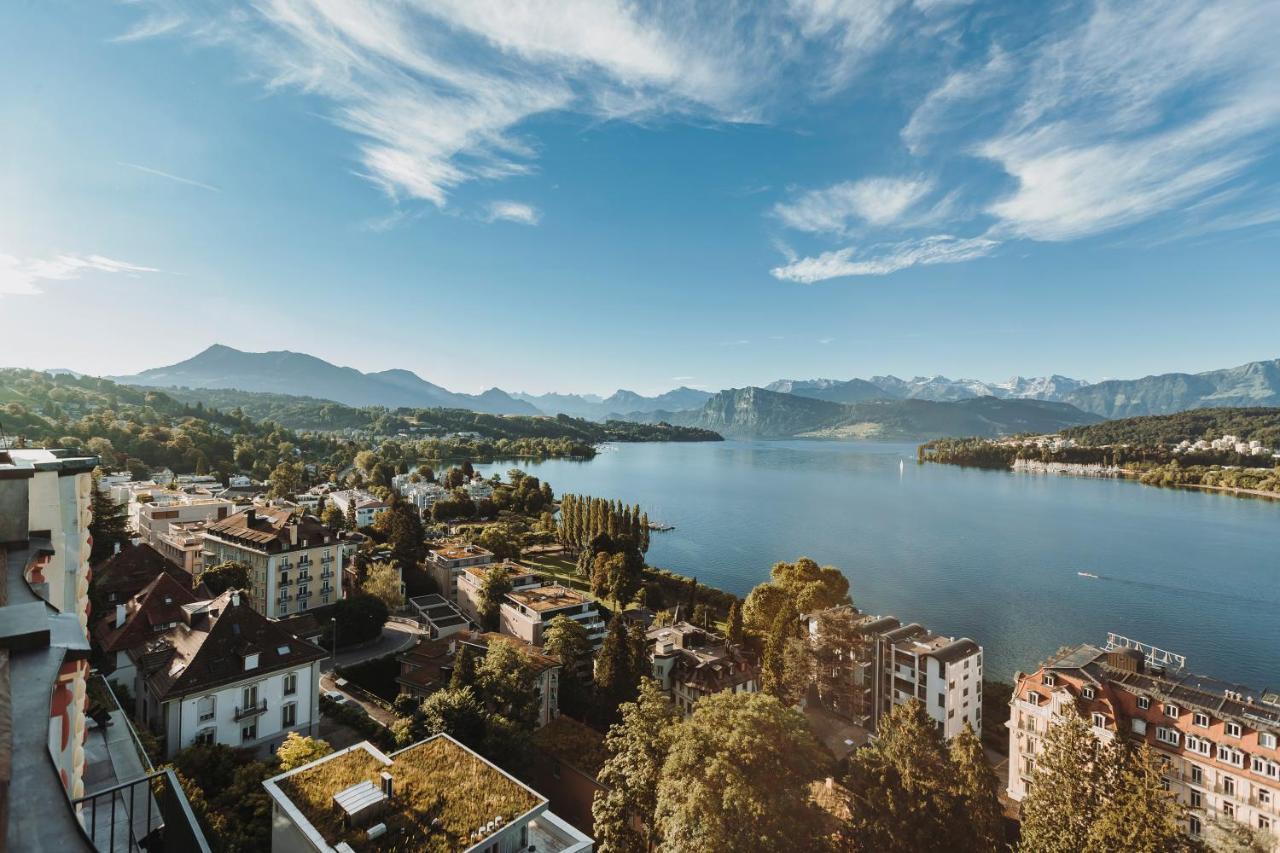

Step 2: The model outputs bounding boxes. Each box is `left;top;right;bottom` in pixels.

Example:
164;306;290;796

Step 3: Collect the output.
725;600;744;646
387;499;427;571
542;614;593;717
362;560;404;611
1018;709;1105;853
809;606;868;719
201;561;252;595
450;643;479;689
655;692;828;852
761;601;807;705
948;724;1004;853
475;524;522;561
594;614;641;723
419;686;488;752
326;594;389;647
344;497;358;530
744;557;852;635
320;501;344;530
593;679;679;853
276;732;332;771
88;471;131;563
267;460;304;499
844;699;959;852
1202;817;1277;853
477;563;514;632
1086;741;1187;853
742;582;790;637
474;637;540;729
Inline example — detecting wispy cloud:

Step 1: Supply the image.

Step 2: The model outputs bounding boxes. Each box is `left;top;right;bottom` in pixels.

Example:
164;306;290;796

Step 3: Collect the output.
774;176;934;234
120;1;919;209
901;46;1012;154
484;200;541;226
817;337;834;344
771;234;997;283
118;161;220;192
0;253;160;296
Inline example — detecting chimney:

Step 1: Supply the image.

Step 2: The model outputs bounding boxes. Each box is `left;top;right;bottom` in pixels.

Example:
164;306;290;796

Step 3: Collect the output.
114;541;122;556
245;508;256;525
115;603;127;628
231;590;241;607
289;522;298;547
380;772;393;799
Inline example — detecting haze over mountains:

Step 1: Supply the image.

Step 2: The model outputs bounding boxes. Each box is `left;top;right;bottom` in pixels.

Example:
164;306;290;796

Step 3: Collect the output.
107;346;1280;439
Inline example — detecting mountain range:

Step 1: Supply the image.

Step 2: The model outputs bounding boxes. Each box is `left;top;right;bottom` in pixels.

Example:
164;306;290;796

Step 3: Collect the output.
106;346;1280;436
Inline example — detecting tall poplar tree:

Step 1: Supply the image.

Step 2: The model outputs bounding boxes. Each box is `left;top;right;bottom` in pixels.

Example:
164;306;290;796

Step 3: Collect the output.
592;679;678;853
1018;709;1104;853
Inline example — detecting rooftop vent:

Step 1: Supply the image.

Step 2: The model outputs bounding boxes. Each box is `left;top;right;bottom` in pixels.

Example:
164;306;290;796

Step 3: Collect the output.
333;780;388;828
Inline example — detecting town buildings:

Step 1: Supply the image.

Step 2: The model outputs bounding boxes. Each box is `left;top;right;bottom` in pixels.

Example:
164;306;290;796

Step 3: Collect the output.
92;541;204;606
202;507;345;618
326;488;390;528
501;584;607;650
0;448;208;850
152;518;214;576
456;560;544;624
407;593;470;639
646;621;758;716
427;542;494;603
93;571;203;689
132;588;327;758
133;491;234;544
262;734;592;852
1008;642;1280;845
805;608;983;739
392;473;450;512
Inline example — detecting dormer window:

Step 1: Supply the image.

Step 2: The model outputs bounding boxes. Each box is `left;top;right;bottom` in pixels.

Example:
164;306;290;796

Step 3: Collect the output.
243;652;260;671
1164;703;1180;718
1042;673;1056;686
1082;686;1096;700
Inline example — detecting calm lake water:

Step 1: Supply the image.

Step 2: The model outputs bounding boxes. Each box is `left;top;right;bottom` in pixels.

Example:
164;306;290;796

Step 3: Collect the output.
477;440;1279;688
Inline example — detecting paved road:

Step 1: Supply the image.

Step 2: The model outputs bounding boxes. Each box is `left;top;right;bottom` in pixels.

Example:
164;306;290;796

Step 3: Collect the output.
319;621;421;673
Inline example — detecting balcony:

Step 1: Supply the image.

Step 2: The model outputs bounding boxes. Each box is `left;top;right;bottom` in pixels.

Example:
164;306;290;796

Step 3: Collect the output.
296;574;313;584
234;699;268;721
278;577;293;587
74;768;212;853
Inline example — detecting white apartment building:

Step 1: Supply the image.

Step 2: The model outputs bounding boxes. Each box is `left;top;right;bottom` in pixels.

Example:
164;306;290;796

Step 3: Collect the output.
327;489;389;528
132;589;326;758
1008;643;1280;846
456;561;544;624
500;584;607;650
427;543;494;603
202;507;344;619
134;491;233;545
151;519;210;576
464;479;495;503
263;735;592;853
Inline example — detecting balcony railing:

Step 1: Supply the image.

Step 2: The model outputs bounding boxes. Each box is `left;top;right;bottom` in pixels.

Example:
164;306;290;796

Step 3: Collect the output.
73;768;212;853
234;699;268;721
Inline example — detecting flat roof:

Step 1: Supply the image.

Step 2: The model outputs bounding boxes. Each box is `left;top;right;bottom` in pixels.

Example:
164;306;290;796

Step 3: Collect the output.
266;736;543;853
431;544;493;561
506;585;590;613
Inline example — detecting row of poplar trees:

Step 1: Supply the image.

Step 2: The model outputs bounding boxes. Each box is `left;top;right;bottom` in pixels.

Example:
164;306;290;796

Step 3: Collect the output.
556;494;650;554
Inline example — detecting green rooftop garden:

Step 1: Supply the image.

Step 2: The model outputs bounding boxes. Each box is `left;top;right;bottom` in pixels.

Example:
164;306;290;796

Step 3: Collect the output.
277;737;541;852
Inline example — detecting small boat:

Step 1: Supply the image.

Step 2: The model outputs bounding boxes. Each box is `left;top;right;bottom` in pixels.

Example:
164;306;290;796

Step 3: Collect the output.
1077;571;1099;579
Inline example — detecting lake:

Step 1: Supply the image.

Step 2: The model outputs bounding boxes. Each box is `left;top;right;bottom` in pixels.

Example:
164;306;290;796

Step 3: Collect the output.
477;440;1279;689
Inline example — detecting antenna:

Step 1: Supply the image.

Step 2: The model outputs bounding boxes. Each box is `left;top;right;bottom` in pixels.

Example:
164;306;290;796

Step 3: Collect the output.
1105;632;1186;670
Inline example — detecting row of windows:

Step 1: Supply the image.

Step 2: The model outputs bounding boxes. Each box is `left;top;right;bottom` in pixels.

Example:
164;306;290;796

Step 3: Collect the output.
195;674;298;721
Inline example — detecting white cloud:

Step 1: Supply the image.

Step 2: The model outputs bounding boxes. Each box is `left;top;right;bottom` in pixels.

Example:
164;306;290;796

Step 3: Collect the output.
774;176;933;233
484;200;541;226
901;46;1012;154
770;234;997;282
786;0;910;90
979;0;1280;242
0;253;160;296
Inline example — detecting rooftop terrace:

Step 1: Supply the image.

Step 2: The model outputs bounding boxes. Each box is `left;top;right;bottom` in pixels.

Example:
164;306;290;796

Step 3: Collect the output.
506;584;590;614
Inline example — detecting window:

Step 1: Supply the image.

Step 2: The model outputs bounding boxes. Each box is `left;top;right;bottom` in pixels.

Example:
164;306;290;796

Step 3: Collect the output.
1191;765;1203;784
1223;776;1235;796
283;673;297;696
1082;685;1095;700
1261;733;1278;750
1131;718;1147;735
1042;673;1056;686
282;703;296;727
937;692;945;708
1218;745;1245;768
195;728;216;746
197;695;216;722
1137;696;1151;710
1164;703;1180;718
1224;722;1241;738
1189;816;1201;837
1092;713;1107;729
1193;712;1210;728
241;722;257;743
1260;816;1271;832
1155;727;1181;746
1258;788;1271;805
1190;790;1201;809
1223;801;1235;818
243;684;259;710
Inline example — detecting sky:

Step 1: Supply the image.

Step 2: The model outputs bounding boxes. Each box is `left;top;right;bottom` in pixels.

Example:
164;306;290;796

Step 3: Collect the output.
2;1;1280;396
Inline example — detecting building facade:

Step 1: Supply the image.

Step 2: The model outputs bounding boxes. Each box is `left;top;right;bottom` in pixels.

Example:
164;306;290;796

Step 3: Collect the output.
132;589;326;758
500;584;606;650
133;491;233;545
647;621;758;716
202;507;344;618
327;489;389;528
1008;643;1280;845
427;543;494;603
456;561;543;625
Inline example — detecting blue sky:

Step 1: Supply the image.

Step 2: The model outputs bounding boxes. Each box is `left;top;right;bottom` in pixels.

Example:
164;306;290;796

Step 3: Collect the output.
3;1;1279;395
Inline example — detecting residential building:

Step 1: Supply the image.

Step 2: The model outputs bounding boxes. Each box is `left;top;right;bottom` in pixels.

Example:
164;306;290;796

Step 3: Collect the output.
262;734;592;852
805;608;983;739
427;542;494;603
1008;642;1280;846
646;621;759;716
327;489;389;528
152;518;212;576
392;474;449;512
92;571;203;688
407;593;471;639
0;447;209;850
202;507;344;618
132;490;234;543
501;584;607;650
132;588;326;758
91;541;203;605
396;631;562;727
456;560;544;624
464;478;495;503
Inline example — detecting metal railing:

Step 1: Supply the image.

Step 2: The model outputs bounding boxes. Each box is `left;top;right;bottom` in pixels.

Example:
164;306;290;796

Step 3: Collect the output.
234;698;268;721
73;768;212;853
